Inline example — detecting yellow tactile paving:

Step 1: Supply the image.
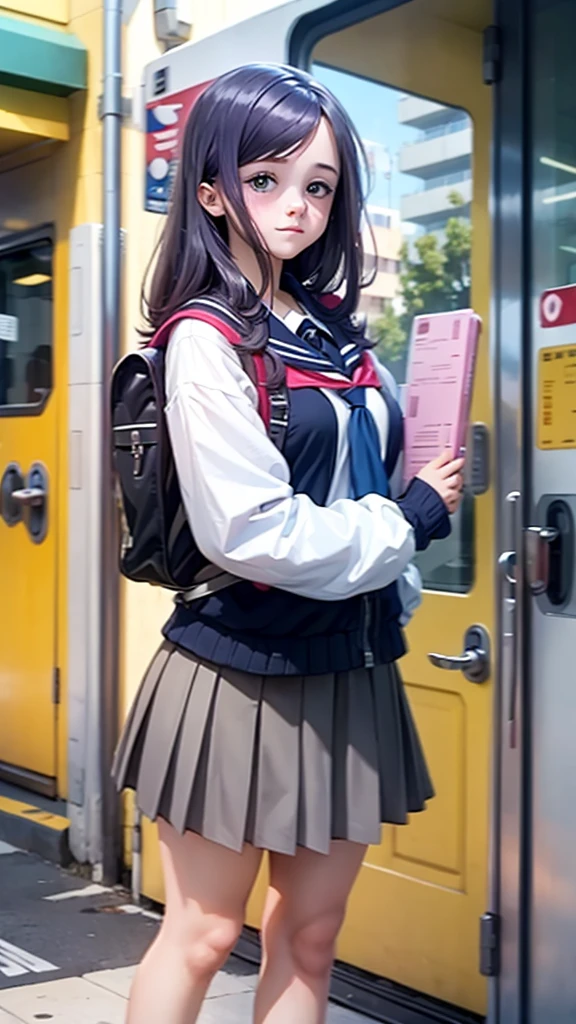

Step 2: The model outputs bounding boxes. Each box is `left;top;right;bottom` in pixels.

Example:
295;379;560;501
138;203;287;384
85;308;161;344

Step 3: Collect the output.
0;797;69;833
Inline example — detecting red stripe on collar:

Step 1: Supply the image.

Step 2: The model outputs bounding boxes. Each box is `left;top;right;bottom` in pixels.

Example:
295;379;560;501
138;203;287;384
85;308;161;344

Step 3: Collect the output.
285;352;380;390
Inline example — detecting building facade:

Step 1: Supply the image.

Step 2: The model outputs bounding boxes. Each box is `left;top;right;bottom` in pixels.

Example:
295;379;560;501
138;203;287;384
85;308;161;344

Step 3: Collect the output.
361;205;402;317
398;94;472;232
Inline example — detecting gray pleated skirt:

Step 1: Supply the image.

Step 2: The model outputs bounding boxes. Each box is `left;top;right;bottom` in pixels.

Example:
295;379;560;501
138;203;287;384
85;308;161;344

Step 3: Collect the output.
112;641;434;856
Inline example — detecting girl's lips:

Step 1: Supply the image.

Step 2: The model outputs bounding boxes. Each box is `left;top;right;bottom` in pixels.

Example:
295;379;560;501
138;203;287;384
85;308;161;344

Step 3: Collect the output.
277;226;304;234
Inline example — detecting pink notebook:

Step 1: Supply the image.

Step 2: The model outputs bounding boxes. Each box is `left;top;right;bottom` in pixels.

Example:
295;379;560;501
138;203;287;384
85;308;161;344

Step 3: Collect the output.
402;309;481;488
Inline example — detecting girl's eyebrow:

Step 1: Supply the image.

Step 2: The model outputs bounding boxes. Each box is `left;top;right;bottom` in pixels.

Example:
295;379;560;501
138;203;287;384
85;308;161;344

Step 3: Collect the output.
246;157;339;177
315;162;339;176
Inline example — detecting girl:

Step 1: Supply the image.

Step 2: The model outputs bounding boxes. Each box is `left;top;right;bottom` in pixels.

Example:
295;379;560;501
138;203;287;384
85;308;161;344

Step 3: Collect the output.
113;63;464;1024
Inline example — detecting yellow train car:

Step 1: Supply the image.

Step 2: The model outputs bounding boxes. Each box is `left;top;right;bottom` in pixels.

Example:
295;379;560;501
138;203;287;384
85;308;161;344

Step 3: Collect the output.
0;0;91;797
2;1;576;1023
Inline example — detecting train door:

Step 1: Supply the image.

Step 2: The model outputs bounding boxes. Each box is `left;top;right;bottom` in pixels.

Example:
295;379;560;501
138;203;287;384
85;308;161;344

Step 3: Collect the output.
526;1;576;1020
296;2;493;1016
0;230;58;794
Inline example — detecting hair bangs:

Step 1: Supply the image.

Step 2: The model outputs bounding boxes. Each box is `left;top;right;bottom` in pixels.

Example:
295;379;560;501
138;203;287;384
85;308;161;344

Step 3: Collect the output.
239;81;322;167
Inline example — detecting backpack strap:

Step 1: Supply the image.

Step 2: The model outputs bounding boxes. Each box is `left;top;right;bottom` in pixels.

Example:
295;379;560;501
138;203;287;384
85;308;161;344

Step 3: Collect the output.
176;564;241;604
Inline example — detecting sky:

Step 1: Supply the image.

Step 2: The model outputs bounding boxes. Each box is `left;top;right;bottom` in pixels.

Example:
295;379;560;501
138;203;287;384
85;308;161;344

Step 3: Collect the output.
313;63;421;211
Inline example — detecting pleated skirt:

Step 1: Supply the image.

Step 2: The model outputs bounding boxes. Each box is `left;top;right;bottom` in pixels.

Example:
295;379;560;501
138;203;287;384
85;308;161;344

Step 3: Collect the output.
112;641;434;856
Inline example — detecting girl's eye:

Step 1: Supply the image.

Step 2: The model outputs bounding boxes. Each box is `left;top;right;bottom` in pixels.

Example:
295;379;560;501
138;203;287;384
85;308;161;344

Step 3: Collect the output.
246;173;276;193
307;181;333;198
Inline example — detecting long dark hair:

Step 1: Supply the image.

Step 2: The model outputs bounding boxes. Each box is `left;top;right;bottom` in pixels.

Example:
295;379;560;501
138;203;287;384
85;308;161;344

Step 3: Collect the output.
143;63;374;353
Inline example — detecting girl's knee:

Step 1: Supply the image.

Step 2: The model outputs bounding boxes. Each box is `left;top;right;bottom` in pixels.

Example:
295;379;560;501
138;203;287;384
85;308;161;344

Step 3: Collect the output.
164;912;243;981
289;909;345;979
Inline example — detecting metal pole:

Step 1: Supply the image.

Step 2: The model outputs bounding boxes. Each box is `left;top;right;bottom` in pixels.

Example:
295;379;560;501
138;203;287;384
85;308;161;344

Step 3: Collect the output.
99;0;123;885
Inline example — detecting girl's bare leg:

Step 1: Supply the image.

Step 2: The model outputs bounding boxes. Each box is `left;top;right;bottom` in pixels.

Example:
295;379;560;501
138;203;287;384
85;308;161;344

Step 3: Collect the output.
254;841;366;1023
126;819;262;1024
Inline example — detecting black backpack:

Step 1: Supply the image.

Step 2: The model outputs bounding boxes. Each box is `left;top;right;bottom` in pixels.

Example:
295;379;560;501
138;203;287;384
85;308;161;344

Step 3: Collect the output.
111;298;289;601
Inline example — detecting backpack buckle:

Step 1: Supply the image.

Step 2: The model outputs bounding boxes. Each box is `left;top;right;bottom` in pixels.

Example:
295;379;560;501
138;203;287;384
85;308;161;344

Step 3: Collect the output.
130;429;144;477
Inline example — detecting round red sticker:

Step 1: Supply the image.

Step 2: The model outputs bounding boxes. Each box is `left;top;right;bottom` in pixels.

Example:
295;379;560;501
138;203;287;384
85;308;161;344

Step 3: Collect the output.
542;292;563;324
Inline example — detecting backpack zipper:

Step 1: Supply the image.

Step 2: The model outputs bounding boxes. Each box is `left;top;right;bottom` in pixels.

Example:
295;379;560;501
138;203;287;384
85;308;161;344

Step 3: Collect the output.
113;424;156;477
362;594;375;669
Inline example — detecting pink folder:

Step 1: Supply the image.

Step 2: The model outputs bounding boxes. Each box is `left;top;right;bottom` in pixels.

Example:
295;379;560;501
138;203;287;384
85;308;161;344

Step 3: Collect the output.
402;309;481;488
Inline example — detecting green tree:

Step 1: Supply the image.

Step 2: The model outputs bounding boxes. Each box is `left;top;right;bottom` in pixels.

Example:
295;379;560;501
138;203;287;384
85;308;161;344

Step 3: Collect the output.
369;305;406;366
370;191;471;376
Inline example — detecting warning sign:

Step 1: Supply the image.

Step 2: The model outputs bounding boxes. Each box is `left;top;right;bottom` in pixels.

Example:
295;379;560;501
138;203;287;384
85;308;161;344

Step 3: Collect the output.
538;344;576;449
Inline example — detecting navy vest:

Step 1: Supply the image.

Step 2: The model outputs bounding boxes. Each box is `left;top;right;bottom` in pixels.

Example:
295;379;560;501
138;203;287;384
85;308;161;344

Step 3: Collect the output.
163;307;407;676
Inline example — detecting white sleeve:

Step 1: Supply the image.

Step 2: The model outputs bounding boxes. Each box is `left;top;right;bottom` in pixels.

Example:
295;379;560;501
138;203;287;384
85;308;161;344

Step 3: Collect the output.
164;320;417;602
397;562;423;626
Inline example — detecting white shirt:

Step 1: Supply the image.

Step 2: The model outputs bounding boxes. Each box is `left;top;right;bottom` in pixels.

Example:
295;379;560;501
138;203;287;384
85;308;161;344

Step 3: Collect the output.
164;317;422;620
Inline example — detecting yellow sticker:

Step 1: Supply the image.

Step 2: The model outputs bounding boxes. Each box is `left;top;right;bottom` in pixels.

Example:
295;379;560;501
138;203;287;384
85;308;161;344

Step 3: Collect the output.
538;344;576;449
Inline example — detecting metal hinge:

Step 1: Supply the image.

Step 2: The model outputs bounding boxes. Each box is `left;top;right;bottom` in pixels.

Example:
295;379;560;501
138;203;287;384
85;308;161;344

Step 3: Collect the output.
52;667;61;706
483;25;501;85
480;912;500;976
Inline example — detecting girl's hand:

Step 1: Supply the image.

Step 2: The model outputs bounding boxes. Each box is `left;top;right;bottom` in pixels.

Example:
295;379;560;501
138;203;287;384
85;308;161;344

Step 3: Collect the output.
417;451;465;514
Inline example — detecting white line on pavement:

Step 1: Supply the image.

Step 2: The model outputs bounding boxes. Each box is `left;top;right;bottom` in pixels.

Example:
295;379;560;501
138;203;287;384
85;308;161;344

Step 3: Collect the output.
43;884;111;902
0;939;58;978
118;904;162;921
0;843;19;856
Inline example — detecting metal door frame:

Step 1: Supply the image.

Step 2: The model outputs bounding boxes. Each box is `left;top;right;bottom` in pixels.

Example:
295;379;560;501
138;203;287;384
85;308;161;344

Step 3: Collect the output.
287;0;412;65
492;0;531;1021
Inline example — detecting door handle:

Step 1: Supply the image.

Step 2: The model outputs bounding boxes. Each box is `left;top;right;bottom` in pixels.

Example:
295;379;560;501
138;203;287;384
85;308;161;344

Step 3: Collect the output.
11;487;46;508
502;491;521;747
428;649;485;673
428;625;490;683
0;463;25;526
525;525;559;595
13;463;49;544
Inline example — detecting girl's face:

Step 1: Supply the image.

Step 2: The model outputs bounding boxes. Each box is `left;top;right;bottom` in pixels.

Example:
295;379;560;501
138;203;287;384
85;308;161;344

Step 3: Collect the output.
199;116;340;264
239;116;340;260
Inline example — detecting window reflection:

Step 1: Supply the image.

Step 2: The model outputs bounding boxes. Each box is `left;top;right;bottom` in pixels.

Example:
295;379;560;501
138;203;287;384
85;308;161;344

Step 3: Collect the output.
314;64;475;593
0;240;53;413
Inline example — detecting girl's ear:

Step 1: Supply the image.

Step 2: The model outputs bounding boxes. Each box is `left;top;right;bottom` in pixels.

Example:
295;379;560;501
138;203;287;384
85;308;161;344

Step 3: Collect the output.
197;182;226;218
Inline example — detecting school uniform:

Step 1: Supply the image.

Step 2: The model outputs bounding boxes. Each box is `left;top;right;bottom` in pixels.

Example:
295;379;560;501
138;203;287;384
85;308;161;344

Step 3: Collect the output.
112;292;450;856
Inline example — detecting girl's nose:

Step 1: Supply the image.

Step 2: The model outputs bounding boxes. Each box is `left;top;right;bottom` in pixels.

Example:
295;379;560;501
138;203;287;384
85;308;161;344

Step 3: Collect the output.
285;190;306;216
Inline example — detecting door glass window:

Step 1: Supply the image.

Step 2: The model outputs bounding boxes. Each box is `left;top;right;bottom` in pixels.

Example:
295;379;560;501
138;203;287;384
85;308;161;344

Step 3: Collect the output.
0;240;53;415
313;64;475;592
532;4;576;293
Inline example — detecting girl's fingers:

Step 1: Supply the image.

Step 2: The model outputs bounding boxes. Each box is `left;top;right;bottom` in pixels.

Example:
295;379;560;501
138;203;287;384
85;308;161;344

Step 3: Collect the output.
439;458;465;480
433;450;455;468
